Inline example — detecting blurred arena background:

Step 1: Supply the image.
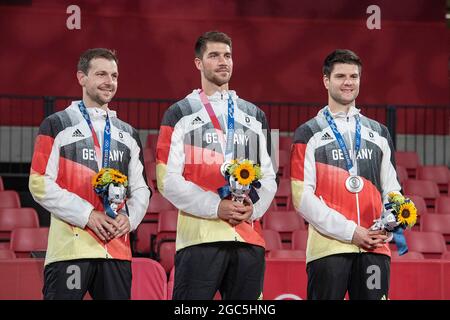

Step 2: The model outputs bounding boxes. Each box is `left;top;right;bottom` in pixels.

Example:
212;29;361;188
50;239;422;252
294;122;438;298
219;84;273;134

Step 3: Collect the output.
0;0;448;300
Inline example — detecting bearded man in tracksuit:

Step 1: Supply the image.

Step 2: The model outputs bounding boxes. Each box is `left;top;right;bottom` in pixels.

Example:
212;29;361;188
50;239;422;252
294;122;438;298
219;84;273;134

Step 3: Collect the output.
156;31;277;300
29;48;150;299
291;49;403;299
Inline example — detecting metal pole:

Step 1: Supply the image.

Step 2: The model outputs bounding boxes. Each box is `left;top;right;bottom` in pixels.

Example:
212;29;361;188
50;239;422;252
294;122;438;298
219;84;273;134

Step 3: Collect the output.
386;105;397;149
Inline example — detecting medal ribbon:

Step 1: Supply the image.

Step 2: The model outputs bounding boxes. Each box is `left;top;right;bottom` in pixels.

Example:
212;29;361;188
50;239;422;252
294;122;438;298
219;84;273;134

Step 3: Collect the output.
78;101;116;218
324;108;361;173
199;90;234;161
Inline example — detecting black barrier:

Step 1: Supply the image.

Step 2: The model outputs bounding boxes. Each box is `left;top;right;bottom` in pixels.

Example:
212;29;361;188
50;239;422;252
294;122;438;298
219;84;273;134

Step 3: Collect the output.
0;94;448;176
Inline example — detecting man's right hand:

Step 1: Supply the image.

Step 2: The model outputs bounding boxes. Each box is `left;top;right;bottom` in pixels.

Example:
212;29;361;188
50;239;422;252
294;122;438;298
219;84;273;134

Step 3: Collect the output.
217;199;248;226
86;210;121;242
351;225;388;251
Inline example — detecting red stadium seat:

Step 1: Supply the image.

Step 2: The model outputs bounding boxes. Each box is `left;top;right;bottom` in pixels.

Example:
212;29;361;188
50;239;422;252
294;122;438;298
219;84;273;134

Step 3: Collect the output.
134;223;158;256
280;161;291;179
10;227;49;258
167;267;175;299
0;259;45;299
403;180;440;209
145;192;176;221
144;161;157;190
291;229;309;251
390;251;424;260
404;231;447;259
278;136;293;152
0;249;16;259
158;241;176;274
267;249;306;259
261;202;279;227
406;195;428;215
143;147;155;163
157;210;178;235
274;178;291;208
268;201;279;212
262;229;283;252
0;191;21;209
395;151;420;178
0;258;168;299
441;251;450;260
396;165;409;186
0;176;4;191
0;208;40;241
435;196;450;214
277;150;290;178
145;133;159;150
130;257;168;300
264;211;305;248
154;210;178;258
417;165;450;194
405;194;427;229
420;214;450;245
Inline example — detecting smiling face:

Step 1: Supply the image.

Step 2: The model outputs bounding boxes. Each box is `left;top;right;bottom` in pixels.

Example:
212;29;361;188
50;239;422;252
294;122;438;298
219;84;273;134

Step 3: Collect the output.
77;57;118;109
323;63;360;108
195;41;233;89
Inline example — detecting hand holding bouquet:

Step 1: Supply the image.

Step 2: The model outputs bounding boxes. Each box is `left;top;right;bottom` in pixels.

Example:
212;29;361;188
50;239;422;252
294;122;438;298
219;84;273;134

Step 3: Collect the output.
370;192;418;255
371;192;418;232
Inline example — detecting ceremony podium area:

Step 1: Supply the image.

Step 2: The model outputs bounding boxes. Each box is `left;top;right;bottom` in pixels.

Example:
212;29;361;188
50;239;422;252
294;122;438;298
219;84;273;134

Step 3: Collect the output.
0;258;449;300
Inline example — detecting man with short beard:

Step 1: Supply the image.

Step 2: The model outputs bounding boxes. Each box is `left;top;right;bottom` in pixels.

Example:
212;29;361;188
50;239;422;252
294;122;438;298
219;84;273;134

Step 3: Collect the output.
29;48;150;299
291;49;404;300
156;31;277;299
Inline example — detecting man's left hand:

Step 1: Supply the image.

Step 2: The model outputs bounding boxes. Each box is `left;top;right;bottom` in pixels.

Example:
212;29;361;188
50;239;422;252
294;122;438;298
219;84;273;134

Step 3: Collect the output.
114;214;131;238
229;197;254;226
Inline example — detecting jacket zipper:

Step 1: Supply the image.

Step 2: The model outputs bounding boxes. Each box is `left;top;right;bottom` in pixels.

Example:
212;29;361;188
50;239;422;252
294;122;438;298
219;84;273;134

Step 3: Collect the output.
346;115;361;227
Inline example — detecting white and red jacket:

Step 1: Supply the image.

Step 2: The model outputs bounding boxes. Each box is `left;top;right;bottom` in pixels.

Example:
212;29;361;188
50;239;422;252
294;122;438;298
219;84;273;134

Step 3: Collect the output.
29;101;150;265
291;106;401;263
156;90;277;251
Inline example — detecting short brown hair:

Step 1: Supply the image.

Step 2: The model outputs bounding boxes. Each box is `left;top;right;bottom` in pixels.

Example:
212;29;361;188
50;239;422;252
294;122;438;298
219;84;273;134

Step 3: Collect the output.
77;48;118;74
195;31;232;59
323;49;362;77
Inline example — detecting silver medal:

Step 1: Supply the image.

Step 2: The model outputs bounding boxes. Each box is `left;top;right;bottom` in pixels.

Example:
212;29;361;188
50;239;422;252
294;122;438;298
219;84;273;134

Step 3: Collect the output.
345;175;364;193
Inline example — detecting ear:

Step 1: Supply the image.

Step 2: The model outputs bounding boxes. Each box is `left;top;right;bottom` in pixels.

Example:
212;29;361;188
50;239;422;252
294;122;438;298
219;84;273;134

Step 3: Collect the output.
77;70;88;87
323;74;329;90
194;57;202;71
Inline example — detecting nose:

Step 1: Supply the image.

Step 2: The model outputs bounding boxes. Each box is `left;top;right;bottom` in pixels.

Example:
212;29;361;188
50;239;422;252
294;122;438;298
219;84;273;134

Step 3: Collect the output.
104;74;116;85
218;54;227;65
343;77;353;86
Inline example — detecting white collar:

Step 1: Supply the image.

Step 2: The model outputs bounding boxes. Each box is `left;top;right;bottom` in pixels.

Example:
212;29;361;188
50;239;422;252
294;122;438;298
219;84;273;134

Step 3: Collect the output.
188;89;238;102
70;100;117;119
319;105;361;118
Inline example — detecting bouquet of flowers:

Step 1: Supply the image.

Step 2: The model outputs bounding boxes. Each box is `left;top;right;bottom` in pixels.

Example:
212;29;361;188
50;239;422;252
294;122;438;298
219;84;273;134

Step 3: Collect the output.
219;159;263;204
92;168;128;218
371;192;418;232
370;192;418;254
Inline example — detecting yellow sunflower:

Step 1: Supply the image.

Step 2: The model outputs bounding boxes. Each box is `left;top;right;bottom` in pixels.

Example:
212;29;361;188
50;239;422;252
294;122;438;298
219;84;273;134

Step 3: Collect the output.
92;168;128;188
397;202;417;228
234;162;256;186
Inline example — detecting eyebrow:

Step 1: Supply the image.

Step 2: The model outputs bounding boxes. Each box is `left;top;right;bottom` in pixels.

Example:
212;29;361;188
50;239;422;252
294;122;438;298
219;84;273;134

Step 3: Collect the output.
333;73;359;76
207;51;231;56
95;70;118;75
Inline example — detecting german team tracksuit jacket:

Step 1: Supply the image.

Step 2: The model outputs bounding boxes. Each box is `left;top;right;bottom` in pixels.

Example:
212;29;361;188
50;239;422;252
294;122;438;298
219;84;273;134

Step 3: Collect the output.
29;101;150;266
291;106;401;264
156;90;277;251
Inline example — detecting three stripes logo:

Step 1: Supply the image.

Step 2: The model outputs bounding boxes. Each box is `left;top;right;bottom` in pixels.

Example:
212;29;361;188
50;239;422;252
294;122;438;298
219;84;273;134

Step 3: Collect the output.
321;132;334;141
191;116;204;125
72;129;85;138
